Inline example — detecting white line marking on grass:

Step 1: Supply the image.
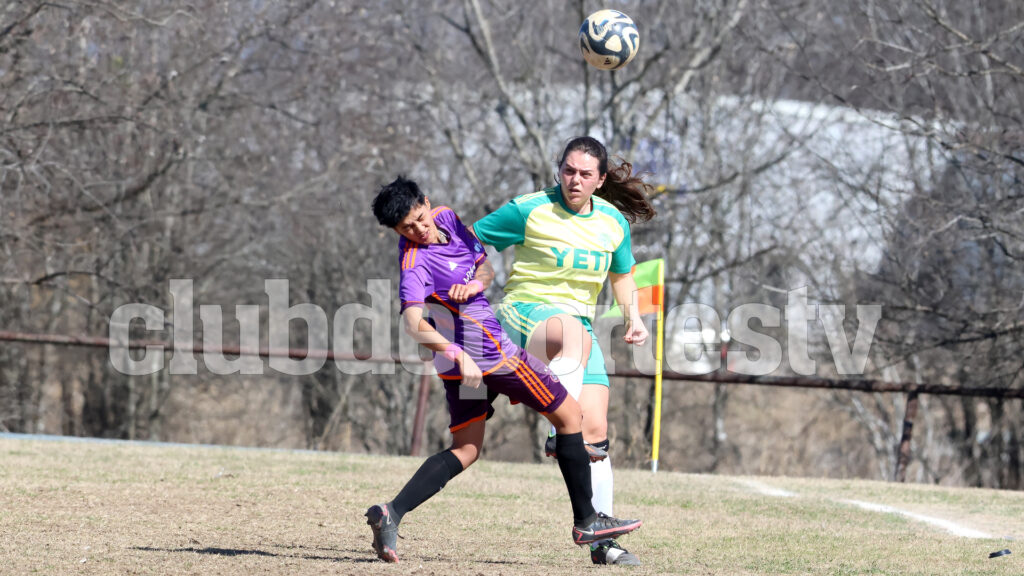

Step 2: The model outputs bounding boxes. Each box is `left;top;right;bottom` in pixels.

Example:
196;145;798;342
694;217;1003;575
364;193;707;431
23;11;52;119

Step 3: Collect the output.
841;499;994;539
735;479;797;498
733;478;995;539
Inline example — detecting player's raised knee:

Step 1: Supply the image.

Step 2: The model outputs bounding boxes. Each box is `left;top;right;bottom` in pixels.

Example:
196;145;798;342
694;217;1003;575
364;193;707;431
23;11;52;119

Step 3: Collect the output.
547;397;583;434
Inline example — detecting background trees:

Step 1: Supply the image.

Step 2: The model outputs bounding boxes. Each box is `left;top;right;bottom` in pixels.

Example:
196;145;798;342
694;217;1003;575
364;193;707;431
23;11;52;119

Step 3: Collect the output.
1;0;1021;488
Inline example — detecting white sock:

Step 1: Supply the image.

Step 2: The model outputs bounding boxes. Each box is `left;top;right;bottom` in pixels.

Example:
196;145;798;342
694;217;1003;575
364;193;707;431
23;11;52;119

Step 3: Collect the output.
547;355;585;437
590;455;614;516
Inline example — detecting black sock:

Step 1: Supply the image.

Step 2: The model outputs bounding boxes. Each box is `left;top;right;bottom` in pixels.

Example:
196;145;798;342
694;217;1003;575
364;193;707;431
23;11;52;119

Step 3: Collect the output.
389;449;464;523
555;432;597;527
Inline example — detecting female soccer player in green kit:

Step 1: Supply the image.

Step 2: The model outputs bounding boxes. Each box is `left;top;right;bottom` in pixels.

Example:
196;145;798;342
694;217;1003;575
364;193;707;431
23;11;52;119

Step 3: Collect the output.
472;136;656;565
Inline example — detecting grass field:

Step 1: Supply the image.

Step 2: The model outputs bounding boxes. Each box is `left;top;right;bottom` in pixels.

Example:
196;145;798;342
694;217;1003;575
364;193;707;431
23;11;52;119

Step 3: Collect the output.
1;435;1020;575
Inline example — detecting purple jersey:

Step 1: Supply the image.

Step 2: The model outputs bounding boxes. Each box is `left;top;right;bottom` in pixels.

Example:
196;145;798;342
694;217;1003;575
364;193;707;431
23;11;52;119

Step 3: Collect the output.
399;206;498;373
397;205;567;431
399;206;488;315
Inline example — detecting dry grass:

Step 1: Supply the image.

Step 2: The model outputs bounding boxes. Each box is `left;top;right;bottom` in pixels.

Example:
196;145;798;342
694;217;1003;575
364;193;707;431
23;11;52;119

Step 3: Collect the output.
0;435;1020;575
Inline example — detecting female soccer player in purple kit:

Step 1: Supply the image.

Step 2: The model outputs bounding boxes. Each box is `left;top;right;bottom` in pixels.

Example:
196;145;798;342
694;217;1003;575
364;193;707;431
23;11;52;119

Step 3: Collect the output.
364;176;641;563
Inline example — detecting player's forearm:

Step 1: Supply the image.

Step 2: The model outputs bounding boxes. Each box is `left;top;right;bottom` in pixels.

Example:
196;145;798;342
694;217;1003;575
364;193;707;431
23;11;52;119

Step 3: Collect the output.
473;260;495;290
609;272;643;323
402;309;454;353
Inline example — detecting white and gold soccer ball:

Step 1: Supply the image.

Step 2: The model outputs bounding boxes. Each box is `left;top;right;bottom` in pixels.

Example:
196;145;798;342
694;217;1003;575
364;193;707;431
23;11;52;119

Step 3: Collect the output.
578;9;640;71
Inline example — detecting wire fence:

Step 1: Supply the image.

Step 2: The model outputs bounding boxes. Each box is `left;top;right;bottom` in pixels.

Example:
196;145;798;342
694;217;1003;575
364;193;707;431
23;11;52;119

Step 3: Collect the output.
3;330;1022;481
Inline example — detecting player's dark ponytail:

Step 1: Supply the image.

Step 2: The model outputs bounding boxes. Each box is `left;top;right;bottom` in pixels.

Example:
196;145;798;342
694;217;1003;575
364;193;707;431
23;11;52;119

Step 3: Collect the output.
599;159;656;224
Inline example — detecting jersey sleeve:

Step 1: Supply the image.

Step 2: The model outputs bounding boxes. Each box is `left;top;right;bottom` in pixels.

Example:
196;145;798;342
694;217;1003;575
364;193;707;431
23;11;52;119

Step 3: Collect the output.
398;241;432;312
448;208;488;266
609;219;636;274
471;198;527;252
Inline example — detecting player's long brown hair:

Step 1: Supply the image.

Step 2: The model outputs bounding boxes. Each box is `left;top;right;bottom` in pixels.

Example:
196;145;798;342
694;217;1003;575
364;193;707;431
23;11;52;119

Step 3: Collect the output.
558;136;657;223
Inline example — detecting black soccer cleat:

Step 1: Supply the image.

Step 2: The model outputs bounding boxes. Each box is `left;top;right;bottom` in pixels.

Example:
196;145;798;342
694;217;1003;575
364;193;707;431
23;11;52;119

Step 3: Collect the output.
544;431;558;458
572;512;642;545
365;503;399;562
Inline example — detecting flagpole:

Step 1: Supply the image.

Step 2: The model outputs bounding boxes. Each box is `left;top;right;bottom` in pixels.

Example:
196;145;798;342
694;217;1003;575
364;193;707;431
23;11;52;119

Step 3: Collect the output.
651;259;665;473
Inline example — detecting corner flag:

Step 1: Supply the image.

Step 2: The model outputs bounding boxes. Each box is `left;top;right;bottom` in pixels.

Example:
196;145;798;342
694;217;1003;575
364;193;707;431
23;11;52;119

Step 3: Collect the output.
600;259;664;319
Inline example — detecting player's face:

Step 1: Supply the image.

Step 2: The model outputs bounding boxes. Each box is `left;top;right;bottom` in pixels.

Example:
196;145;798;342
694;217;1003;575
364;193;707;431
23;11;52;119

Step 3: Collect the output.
394;199;438;244
559;151;606;213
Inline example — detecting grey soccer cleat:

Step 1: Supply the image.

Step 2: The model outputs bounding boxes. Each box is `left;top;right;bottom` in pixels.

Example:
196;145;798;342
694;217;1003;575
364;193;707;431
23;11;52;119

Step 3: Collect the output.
591;538;641;565
365;503;399;562
544;432;608;462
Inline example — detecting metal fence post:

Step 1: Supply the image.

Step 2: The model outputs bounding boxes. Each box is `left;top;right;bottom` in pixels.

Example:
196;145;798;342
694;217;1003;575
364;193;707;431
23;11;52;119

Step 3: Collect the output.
894;390;919;482
409;366;432;457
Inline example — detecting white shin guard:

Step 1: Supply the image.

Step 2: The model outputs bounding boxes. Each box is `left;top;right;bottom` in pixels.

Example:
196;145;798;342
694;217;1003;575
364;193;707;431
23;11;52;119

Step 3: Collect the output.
590;454;614;516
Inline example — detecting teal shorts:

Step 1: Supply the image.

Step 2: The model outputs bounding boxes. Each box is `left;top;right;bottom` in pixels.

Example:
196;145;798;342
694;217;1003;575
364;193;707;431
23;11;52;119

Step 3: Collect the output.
494;301;609;387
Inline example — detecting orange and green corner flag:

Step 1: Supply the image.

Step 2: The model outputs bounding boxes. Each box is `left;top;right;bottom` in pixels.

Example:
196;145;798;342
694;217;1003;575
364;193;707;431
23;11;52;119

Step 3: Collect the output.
598;258;667;472
601;258;665;319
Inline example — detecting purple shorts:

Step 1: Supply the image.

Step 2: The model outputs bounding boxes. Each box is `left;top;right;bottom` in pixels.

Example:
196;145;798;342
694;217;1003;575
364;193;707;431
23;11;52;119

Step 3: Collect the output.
436;316;568;433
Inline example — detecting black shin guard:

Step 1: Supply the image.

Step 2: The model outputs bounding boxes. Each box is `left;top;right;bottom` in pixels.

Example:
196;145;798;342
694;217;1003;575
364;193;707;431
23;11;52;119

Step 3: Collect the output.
390;449;464;523
555;432;597;526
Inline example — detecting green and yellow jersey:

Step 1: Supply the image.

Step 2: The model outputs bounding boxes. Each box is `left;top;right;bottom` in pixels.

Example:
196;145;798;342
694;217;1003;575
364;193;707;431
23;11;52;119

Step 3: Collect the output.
472;186;635;319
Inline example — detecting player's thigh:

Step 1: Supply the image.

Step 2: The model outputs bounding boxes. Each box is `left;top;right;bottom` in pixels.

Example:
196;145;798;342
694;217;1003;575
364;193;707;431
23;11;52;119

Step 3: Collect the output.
578;384;609;442
526;314;592;364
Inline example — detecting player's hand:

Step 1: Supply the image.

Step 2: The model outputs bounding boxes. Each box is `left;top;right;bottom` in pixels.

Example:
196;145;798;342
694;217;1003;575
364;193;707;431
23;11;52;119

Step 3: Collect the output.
448;280;483;303
458;353;483;388
623;317;648;346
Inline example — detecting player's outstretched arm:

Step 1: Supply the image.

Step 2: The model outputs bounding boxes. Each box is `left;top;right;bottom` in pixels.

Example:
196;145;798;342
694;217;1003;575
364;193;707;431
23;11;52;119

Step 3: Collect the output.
401;307;483;387
609;271;649;346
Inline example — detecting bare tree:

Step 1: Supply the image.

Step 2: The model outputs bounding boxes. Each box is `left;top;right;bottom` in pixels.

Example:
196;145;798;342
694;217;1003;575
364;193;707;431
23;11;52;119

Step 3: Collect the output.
766;0;1024;487
3;0;1020;487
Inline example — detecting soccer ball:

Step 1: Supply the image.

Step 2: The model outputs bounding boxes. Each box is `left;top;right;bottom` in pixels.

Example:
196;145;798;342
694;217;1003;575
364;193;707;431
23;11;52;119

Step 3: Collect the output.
578;9;640;71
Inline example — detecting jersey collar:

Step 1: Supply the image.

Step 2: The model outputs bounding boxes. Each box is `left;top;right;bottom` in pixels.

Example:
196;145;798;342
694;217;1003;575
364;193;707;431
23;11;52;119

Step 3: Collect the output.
553;185;596;218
